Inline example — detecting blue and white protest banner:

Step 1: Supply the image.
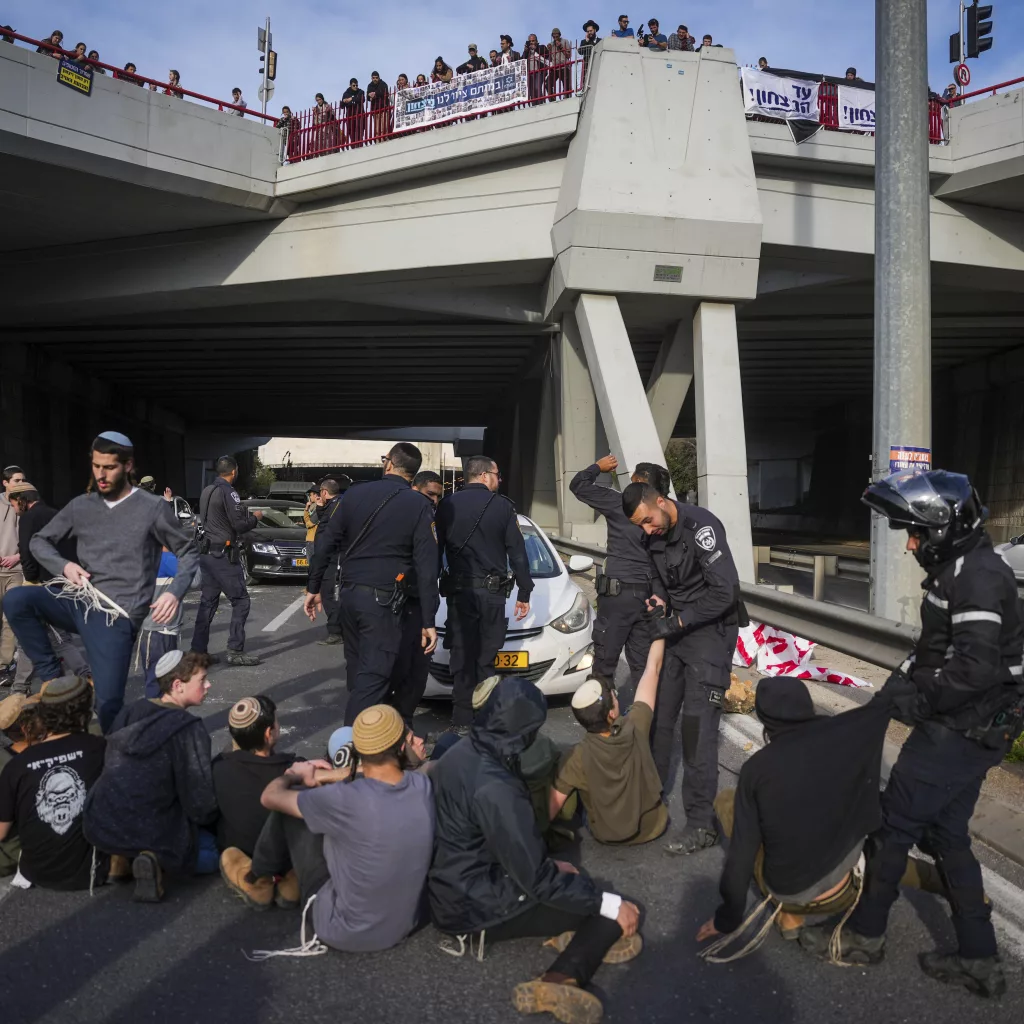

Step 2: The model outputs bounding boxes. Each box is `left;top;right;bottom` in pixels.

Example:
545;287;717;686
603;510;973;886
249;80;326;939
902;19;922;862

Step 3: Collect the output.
394;62;528;132
837;84;875;131
740;67;818;121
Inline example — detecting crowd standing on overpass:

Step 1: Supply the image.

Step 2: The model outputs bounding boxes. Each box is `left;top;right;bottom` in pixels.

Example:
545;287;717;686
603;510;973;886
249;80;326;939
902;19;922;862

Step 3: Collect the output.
0;430;1020;1018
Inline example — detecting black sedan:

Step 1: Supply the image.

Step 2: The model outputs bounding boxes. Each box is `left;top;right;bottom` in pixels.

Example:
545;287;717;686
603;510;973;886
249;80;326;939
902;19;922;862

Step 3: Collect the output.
239;500;311;583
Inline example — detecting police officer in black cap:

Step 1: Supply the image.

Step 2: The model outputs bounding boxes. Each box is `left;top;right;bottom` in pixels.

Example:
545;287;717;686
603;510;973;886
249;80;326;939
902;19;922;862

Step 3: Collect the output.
436;455;533;732
304;443;438;726
623;481;743;854
191;455;262;666
570;454;671;687
801;470;1023;998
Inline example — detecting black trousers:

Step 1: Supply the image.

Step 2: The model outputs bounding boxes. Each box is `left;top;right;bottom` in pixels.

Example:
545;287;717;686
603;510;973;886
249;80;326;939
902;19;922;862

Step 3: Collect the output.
319;556;344;637
389;599;429;722
651;623;737;828
192;552;250;653
592;586;652;687
251;810;330;908
486;903;622;987
849;722;1003;958
339;584;404;726
447;588;508;726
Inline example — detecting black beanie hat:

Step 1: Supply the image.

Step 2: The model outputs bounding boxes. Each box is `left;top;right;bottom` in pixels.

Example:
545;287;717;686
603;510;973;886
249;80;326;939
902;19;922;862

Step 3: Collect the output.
754;677;817;738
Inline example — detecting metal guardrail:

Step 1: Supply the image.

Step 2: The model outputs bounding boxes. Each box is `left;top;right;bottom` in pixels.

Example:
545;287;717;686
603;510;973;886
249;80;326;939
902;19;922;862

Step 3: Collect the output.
547;532;918;671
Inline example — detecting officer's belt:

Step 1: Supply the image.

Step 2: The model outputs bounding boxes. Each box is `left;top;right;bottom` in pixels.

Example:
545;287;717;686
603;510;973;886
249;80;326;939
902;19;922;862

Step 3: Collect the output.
448;575;503;589
344;581;400;593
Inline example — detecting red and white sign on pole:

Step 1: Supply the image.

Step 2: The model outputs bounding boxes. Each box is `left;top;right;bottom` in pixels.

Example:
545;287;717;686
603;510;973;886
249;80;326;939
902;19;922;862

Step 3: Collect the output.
955;63;971;87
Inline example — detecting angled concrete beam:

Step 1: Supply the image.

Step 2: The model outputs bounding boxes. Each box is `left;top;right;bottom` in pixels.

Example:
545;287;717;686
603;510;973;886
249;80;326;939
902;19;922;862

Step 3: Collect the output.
646;317;694;449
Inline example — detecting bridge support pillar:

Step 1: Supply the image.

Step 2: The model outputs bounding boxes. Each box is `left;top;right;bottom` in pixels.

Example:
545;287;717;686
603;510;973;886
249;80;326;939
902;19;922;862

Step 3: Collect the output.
693;302;755;582
646;316;695;449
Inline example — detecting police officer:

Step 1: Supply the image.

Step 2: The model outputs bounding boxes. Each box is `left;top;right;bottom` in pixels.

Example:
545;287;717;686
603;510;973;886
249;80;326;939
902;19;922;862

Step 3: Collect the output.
436;455;533;731
570;454;671;687
303;443;438;726
623;481;742;854
801;470;1022;998
388;470;444;720
312;478;345;647
191;455;262;666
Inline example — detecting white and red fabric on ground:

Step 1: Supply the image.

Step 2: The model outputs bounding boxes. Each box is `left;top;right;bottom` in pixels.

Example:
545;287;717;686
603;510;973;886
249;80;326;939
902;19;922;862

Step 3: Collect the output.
733;621;872;689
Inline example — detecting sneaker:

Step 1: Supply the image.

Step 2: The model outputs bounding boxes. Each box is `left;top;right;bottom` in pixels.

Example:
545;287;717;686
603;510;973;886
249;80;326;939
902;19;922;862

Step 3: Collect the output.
0;663;14;688
275;869;300;909
664;825;719;856
316;634;343;646
108;854;132;882
132;851;164;903
544;931;643;965
220;848;274;911
798;923;885;965
225;651;261;667
446;724;471;738
919;951;1006;999
512;979;603;1024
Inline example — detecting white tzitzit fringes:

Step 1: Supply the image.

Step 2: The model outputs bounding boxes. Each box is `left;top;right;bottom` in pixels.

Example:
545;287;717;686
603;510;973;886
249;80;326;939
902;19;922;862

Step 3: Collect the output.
827;855;867;967
44;577;130;627
245;894;327;960
439;931;487;960
698;895;780;964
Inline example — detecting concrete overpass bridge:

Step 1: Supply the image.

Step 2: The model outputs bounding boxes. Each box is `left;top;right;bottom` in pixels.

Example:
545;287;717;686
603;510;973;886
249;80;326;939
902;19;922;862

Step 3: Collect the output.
3;37;1024;581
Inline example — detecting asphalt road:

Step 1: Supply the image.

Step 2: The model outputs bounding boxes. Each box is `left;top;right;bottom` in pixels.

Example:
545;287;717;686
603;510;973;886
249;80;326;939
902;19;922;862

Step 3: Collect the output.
3;579;1024;1024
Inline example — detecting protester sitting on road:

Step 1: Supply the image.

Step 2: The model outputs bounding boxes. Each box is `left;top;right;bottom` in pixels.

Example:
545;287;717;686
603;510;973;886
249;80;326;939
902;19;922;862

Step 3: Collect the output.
247;705;433;953
457;44;487;75
431;57;454;84
36;29;63;57
0;677;106;891
87;50;105;72
428;675;641;1024
83;649;218;903
550;642;669;846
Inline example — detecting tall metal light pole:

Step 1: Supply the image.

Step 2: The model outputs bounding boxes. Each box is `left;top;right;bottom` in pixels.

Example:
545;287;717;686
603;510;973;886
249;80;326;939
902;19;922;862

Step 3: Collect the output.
870;0;932;625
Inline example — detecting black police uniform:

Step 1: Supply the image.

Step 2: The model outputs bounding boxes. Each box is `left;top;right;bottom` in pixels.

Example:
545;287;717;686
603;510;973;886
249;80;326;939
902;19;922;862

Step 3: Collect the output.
193;476;258;654
646;502;740;828
849;534;1024;958
308;474;438;726
570;463;652;685
313;494;344;639
436;483;534;726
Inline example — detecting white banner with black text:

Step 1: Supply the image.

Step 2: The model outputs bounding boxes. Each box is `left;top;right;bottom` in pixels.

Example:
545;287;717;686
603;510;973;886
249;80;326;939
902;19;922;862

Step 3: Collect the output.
394;62;528;132
740;67;819;121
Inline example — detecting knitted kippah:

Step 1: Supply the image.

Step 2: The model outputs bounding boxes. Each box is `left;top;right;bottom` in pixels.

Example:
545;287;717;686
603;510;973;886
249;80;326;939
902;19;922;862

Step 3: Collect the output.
97;430;133;447
229;697;262;730
352;705;405;756
571;679;604;710
155;649;184;679
40;675;91;705
472;674;501;711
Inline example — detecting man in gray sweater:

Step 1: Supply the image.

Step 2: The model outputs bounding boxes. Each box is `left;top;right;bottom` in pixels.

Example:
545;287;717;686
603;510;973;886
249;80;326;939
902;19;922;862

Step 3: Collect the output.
2;432;198;731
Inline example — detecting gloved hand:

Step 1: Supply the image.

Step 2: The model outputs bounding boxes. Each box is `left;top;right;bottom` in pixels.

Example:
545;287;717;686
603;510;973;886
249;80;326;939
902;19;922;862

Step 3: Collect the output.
878;666;926;725
648;608;684;641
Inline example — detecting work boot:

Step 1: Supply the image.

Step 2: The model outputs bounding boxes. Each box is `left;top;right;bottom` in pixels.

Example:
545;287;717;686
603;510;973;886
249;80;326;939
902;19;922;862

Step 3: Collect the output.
132;850;164;903
220;848;274;910
664;825;719;856
919;951;1006;999
512;979;603;1024
108;855;132;882
275;869;300;909
798;923;885;965
225;651;261;667
316;634;343;646
544;931;643;964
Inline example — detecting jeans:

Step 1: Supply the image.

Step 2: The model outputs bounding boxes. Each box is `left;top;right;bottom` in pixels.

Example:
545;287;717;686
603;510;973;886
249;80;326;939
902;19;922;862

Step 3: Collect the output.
3;584;138;732
141;631;179;698
195;828;219;875
192;552;250;653
251;810;330;907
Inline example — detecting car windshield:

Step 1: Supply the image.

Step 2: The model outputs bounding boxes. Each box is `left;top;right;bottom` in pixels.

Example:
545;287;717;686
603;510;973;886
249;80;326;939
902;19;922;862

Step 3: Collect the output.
248;507;296;529
520;521;560;579
284;508;306;524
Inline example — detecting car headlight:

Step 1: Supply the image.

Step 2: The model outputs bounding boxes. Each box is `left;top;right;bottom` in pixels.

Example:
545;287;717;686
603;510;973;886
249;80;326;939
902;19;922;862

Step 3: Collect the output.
251;542;279;556
566;644;594;673
550;593;591;634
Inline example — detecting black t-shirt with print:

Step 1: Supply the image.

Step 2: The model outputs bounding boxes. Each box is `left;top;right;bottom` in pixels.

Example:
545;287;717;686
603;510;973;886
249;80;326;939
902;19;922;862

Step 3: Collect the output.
0;733;106;890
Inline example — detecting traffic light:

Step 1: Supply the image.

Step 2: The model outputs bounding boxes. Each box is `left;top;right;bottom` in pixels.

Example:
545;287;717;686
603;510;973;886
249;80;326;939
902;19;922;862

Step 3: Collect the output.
967;2;993;59
267;50;277;81
949;31;961;64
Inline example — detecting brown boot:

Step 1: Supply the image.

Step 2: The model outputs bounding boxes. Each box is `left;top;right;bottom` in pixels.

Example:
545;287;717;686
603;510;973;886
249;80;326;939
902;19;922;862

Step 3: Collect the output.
108;855;132;882
513;979;602;1024
220;848;274;911
543;931;643;964
275;869;300;909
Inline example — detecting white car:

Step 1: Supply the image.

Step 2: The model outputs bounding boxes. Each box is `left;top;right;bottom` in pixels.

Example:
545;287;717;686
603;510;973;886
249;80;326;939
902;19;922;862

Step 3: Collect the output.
424;516;596;699
996;536;1024;583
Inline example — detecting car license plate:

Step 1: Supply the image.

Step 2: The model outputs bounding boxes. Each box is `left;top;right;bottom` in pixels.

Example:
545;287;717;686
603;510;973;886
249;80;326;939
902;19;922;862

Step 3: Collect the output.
494;651;529;669
292;558;308;567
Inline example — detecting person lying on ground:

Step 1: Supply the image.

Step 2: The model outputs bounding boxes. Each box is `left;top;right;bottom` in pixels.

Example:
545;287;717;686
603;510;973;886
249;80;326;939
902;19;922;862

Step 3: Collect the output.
549;640;668;846
236;705;433;952
83;649;218;902
428;675;641;1024
0;677;107;891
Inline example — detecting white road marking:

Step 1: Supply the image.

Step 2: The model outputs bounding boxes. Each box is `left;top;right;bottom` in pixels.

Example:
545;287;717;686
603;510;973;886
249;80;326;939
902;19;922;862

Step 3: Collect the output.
261;596;306;632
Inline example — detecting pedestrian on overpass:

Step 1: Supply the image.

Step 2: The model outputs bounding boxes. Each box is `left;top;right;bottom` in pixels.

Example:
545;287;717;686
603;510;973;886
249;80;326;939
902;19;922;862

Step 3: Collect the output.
436;456;532;734
303;444;439;726
623;482;743;856
569;455;670;689
191;456;263;667
801;470;1024;999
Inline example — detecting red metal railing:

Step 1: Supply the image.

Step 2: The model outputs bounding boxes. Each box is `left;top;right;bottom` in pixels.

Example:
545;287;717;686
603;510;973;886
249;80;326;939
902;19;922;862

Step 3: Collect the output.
4;30;278;122
285;47;585;163
952;75;1024;103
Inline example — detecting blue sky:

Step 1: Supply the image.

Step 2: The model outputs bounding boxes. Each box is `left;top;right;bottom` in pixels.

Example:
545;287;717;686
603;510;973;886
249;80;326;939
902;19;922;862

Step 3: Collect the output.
4;0;1022;114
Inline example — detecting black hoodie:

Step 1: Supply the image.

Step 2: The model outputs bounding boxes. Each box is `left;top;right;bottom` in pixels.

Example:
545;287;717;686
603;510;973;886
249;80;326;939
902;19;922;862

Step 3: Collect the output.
212;748;299;855
428;677;602;934
84;699;217;870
